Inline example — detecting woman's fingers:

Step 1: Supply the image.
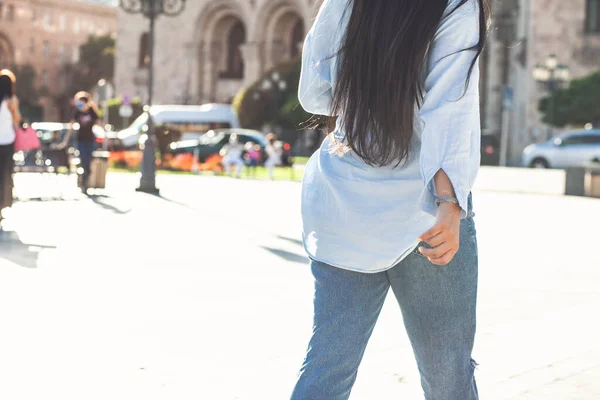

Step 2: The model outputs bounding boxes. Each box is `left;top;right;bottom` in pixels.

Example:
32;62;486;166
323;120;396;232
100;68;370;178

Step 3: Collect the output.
429;248;456;266
421;231;446;248
419;241;452;260
419;225;443;242
418;221;460;266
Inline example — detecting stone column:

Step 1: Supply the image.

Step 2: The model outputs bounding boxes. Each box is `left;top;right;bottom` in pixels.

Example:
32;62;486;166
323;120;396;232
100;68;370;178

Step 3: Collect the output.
240;42;264;87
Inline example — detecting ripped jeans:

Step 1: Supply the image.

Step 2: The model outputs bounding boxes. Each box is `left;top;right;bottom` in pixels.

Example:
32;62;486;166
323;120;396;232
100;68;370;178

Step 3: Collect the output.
291;196;479;400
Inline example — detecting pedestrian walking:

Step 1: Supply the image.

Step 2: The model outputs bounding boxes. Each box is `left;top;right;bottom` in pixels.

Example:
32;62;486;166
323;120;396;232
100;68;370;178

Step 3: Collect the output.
54;92;100;193
0;69;22;223
220;133;245;178
291;0;489;399
264;133;282;180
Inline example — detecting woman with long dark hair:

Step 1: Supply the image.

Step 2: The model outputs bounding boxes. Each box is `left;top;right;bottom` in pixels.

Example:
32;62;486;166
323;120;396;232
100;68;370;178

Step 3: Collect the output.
292;0;490;398
0;69;21;222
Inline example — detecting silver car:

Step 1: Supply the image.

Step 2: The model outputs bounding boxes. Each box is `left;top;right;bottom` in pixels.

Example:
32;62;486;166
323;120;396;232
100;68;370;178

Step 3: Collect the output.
522;130;600;168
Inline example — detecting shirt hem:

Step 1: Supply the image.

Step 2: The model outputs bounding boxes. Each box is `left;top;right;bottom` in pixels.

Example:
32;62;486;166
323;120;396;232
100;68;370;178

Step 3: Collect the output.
303;238;421;274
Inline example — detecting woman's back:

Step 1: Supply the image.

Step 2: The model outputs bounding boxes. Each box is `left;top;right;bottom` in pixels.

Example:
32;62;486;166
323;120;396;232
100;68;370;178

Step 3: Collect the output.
298;0;485;272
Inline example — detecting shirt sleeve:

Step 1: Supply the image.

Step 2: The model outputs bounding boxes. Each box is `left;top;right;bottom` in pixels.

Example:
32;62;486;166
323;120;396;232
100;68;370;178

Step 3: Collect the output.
298;0;338;116
418;0;482;219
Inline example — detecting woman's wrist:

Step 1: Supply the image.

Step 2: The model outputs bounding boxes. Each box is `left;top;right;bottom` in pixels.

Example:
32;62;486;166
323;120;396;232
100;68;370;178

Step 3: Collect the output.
437;201;461;216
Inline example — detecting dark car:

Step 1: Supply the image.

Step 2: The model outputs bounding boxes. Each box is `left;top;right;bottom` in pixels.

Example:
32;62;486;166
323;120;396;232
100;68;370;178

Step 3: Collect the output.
169;129;292;165
481;134;500;166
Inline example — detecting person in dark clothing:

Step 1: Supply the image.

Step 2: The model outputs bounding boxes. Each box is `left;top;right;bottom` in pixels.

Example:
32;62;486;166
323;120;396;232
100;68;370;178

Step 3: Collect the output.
54;91;99;193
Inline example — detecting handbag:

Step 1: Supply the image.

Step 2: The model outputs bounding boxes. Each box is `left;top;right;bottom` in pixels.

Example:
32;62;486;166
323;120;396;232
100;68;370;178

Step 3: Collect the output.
14;126;41;152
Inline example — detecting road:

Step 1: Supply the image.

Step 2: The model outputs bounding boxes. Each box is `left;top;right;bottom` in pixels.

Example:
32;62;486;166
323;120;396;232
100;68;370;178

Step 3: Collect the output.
0;172;599;400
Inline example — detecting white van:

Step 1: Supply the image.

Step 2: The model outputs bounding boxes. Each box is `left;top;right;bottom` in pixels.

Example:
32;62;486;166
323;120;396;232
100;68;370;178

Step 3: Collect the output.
114;104;240;149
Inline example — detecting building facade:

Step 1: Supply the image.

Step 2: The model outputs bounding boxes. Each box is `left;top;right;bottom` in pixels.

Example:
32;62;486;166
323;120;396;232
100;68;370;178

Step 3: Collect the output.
115;0;316;106
115;0;600;165
0;0;117;120
484;0;600;164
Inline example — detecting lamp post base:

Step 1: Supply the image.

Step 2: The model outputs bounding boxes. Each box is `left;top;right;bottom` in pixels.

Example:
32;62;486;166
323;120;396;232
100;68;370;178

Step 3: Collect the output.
135;185;160;195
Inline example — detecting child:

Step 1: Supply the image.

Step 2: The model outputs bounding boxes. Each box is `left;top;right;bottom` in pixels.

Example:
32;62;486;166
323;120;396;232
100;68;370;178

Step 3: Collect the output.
244;141;260;177
220;133;244;178
264;133;282;180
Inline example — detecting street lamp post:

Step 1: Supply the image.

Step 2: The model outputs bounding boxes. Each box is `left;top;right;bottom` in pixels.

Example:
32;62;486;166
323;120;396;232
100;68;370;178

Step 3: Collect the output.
533;54;570;141
119;0;186;194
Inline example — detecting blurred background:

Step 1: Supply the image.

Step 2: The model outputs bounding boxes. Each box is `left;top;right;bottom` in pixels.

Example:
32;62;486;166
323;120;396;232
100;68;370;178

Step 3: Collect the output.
0;0;599;399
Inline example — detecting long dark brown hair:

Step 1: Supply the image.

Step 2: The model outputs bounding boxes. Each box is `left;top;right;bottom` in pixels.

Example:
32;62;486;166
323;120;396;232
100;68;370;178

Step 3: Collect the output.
0;74;14;105
329;0;491;166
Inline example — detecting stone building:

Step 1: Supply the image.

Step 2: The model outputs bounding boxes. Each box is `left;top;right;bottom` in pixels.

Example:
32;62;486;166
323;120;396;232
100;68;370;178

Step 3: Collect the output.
115;0;600;165
0;0;117;120
115;0;315;106
483;0;600;164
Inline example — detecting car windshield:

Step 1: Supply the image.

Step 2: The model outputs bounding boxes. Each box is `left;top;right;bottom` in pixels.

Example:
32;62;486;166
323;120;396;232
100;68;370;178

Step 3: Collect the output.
129;112;148;133
199;131;226;145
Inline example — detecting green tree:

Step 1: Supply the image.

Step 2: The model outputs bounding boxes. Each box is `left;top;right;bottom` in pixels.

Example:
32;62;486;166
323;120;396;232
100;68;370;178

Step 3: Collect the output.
233;59;311;130
54;34;115;120
539;70;600;127
7;64;43;122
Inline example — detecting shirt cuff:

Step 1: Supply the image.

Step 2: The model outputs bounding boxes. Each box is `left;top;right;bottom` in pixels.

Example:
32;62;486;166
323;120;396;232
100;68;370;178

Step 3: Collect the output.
419;167;469;219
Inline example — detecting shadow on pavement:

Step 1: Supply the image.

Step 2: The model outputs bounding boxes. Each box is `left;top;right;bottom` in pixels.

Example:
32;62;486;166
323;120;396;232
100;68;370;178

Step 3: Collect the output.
0;229;56;269
261;246;309;265
89;195;132;215
276;235;304;248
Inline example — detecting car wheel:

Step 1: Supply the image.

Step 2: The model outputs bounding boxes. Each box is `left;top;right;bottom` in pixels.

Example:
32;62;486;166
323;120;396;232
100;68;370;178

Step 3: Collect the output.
530;158;549;169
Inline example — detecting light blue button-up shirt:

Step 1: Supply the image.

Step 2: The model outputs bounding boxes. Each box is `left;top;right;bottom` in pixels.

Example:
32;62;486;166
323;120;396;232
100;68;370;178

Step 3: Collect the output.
299;0;482;273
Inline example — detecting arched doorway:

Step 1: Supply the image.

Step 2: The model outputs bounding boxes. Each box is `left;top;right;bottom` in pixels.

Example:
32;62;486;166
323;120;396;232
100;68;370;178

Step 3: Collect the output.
260;5;305;70
219;20;246;80
196;4;248;103
290;19;305;59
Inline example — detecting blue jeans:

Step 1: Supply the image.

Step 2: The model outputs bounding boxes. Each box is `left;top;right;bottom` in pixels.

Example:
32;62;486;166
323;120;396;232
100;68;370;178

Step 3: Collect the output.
291;201;478;399
77;141;95;186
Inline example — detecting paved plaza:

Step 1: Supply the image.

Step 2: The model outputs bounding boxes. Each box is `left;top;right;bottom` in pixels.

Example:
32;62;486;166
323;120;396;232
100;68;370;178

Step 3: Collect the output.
0;173;598;399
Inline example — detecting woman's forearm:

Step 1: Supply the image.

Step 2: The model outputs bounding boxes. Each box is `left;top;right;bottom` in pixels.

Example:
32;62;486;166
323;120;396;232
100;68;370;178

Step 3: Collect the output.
433;168;456;198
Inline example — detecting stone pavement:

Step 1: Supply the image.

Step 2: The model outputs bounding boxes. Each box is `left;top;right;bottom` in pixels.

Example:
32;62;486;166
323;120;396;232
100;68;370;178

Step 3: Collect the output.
0;172;599;400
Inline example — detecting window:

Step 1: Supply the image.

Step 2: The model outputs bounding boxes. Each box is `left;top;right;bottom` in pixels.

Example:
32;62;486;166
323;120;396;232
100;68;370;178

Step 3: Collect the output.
73;18;80;34
43;11;52;29
88;21;95;34
58;44;65;57
138;32;149;69
29;38;35;54
59;14;66;31
220;21;246;79
6;4;13;21
31;8;36;22
41;70;48;86
72;46;79;63
43;41;50;58
561;135;588;146
586;0;600;33
582;134;600;144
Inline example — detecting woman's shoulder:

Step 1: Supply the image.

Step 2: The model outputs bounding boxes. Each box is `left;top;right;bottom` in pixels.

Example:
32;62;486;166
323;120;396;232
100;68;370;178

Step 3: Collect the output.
5;96;19;109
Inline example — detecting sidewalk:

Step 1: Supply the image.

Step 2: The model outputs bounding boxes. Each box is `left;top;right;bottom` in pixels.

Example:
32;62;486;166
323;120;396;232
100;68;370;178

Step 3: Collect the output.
0;173;599;399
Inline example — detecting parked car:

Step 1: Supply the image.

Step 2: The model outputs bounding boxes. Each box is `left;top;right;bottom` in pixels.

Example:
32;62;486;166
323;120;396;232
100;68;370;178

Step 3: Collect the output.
522;129;600;169
31;122;106;149
110;104;240;151
169;129;268;163
168;128;294;167
481;134;500;166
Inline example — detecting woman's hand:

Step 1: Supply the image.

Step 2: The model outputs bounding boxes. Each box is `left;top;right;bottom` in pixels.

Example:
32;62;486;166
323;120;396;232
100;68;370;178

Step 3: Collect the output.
418;202;461;265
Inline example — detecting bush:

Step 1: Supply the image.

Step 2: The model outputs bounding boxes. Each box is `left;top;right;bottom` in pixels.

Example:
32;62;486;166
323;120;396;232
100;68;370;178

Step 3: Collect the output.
539;70;600;127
